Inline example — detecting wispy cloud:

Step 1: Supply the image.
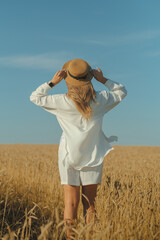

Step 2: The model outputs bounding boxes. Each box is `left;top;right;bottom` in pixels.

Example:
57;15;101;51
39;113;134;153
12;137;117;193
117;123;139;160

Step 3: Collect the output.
47;29;160;48
84;29;160;46
0;51;74;70
0;51;97;70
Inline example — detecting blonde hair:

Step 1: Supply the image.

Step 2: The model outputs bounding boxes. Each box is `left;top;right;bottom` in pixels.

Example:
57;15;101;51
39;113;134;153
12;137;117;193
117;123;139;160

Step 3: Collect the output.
66;82;97;120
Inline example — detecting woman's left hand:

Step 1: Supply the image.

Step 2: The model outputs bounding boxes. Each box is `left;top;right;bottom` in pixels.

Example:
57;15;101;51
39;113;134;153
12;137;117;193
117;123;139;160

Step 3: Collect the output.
50;70;67;85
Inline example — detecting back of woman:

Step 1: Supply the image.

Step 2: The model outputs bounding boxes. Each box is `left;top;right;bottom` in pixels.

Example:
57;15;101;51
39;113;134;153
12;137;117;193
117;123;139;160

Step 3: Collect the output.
30;58;127;239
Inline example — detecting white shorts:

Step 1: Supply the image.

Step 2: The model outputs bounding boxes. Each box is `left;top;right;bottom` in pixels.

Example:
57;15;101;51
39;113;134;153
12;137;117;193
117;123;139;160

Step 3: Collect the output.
58;157;104;186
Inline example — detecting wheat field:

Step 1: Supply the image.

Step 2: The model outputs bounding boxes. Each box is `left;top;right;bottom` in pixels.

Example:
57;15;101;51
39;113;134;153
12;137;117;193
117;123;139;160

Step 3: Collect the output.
0;144;159;240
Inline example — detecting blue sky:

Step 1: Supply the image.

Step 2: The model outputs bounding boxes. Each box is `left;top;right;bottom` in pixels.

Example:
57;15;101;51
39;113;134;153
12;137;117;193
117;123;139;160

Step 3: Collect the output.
0;0;160;145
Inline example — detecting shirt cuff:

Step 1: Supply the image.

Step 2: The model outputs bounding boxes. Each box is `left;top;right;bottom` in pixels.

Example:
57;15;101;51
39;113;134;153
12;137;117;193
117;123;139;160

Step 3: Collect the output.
44;82;53;90
104;78;113;89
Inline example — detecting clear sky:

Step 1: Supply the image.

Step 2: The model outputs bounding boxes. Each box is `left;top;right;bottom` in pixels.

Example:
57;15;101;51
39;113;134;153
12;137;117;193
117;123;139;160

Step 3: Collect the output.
0;0;160;145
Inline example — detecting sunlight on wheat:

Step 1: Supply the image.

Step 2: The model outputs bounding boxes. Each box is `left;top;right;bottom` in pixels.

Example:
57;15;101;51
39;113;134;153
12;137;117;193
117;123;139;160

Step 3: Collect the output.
0;144;160;239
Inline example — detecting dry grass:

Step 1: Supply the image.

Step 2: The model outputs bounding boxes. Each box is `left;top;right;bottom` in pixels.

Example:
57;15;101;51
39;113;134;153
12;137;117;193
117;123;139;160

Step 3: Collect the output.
0;144;160;240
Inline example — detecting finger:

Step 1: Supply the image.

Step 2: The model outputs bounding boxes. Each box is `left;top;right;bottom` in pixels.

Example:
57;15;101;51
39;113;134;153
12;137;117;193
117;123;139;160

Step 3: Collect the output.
59;70;65;74
92;69;96;73
56;71;60;75
97;67;102;72
90;70;94;75
59;71;66;76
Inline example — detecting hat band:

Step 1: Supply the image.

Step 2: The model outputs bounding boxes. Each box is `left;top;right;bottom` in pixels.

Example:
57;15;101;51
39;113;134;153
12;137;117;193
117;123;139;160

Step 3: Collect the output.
68;71;88;80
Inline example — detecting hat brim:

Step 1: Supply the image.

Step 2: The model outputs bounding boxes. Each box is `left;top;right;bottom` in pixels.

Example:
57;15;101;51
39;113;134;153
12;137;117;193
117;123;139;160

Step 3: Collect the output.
62;60;93;86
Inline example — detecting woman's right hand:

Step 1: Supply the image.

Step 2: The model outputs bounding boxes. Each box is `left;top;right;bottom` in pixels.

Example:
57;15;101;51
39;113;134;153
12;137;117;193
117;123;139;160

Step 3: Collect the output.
50;70;67;85
91;67;106;84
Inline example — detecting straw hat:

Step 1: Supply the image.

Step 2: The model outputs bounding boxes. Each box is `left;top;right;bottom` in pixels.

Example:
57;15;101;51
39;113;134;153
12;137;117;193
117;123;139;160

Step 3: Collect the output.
62;59;93;86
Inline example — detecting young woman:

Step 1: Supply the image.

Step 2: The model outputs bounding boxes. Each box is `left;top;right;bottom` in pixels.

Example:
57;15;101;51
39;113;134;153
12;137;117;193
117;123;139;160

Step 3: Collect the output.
30;59;127;239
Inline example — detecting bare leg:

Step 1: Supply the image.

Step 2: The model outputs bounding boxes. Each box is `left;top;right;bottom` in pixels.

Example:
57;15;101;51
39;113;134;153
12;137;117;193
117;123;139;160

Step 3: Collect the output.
81;184;98;229
63;184;80;240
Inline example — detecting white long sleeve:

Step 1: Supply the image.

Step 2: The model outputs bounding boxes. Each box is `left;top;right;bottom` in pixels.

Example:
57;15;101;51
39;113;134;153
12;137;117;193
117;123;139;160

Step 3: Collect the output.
30;82;60;115
100;78;127;114
30;78;127;170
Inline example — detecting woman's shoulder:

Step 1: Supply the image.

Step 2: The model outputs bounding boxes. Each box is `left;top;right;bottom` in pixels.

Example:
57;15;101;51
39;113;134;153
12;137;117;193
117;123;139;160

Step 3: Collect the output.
52;93;76;110
95;90;109;101
50;93;68;106
51;93;67;99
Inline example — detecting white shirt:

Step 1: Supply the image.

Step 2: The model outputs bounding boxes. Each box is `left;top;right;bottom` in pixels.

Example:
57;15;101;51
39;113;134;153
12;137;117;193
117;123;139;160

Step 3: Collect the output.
30;79;127;170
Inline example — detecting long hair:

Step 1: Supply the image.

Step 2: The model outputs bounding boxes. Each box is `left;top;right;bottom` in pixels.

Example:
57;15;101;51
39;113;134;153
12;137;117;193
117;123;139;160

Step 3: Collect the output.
66;82;97;120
